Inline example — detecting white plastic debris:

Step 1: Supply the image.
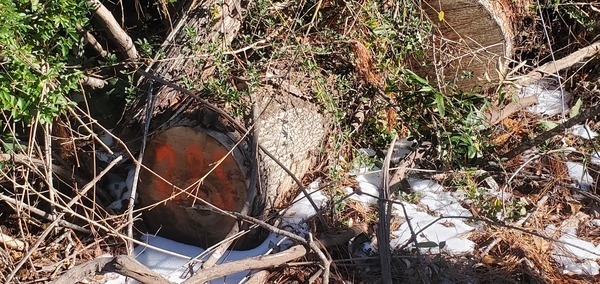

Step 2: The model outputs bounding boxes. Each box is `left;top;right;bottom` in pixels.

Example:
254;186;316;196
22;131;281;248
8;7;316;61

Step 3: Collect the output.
389;179;475;255
549;214;600;276
591;152;600;166
571;124;599;140
566;162;594;190
552;235;600;275
520;81;571;116
409;179;472;217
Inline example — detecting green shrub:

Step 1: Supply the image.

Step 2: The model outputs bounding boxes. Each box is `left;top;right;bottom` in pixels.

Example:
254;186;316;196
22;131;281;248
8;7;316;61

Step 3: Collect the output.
0;0;90;124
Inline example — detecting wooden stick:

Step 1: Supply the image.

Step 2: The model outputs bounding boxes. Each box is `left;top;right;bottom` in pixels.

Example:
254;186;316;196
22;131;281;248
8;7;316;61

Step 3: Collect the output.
502;102;600;160
50;256;173;284
87;0;138;59
377;136;396;284
0;232;25;251
183;245;307;284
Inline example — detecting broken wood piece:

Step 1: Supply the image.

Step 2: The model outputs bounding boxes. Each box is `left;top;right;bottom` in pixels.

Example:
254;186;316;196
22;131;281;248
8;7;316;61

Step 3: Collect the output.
0;232;25;251
183;245;307;284
50;256;172;284
485;95;538;125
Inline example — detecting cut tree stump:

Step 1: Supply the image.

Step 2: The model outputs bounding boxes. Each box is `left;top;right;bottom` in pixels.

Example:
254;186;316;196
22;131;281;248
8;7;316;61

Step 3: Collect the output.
108;0;328;249
138;127;248;247
416;0;525;89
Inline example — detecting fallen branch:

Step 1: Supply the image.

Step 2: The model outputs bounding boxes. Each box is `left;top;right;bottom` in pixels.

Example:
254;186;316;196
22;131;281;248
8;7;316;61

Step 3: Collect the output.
516;41;600;86
106;255;173;284
87;0;138;60
183;245;307;284
50;256;172;284
501;102;600;160
486;41;600;125
0;232;25;251
194;205;330;284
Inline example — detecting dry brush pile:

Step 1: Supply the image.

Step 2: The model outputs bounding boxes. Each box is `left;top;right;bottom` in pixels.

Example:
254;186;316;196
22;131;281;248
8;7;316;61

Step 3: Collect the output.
1;0;600;283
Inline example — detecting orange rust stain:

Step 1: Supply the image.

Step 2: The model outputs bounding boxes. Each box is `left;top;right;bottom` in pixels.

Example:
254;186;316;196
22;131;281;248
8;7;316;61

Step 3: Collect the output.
184;143;207;200
209;148;236;210
154;144;177;200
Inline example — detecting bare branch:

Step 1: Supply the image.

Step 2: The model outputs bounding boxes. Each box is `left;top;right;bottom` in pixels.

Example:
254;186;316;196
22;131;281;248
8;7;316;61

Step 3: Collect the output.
50;256;173;284
87;0;139;60
183;245;307;284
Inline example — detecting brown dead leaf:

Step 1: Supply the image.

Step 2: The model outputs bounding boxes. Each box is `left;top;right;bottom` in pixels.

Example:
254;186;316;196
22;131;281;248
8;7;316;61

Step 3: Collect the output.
351;40;384;89
492;133;512;145
94;245;103;258
386;107;397;133
533;237;552;253
481;254;503;265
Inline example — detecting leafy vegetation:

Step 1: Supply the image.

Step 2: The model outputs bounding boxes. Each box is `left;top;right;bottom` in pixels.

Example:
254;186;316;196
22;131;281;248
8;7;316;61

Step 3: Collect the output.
0;0;89;125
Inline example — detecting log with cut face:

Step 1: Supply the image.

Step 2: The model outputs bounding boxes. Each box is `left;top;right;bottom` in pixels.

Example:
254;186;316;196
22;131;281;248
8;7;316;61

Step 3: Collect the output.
138;126;248;248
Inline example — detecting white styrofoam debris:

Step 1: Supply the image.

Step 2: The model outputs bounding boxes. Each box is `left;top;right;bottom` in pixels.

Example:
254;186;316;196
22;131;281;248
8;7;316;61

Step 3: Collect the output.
408;179;472;217
553;235;600;275
344;169;381;207
280;180;328;237
389;179;475;255
558;235;600;260
560;258;600;275
566;162;594;190
520;81;571;116
443;237;477;255
591;152;600;166
549;214;600;276
345;183;378;207
571;124;599;140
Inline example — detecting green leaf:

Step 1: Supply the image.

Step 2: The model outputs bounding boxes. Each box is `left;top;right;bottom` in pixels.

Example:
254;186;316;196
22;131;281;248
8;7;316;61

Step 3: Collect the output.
434;93;445;117
415;241;439;248
570;98;582;118
405;69;429;86
539;120;558;130
438;241;446;249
